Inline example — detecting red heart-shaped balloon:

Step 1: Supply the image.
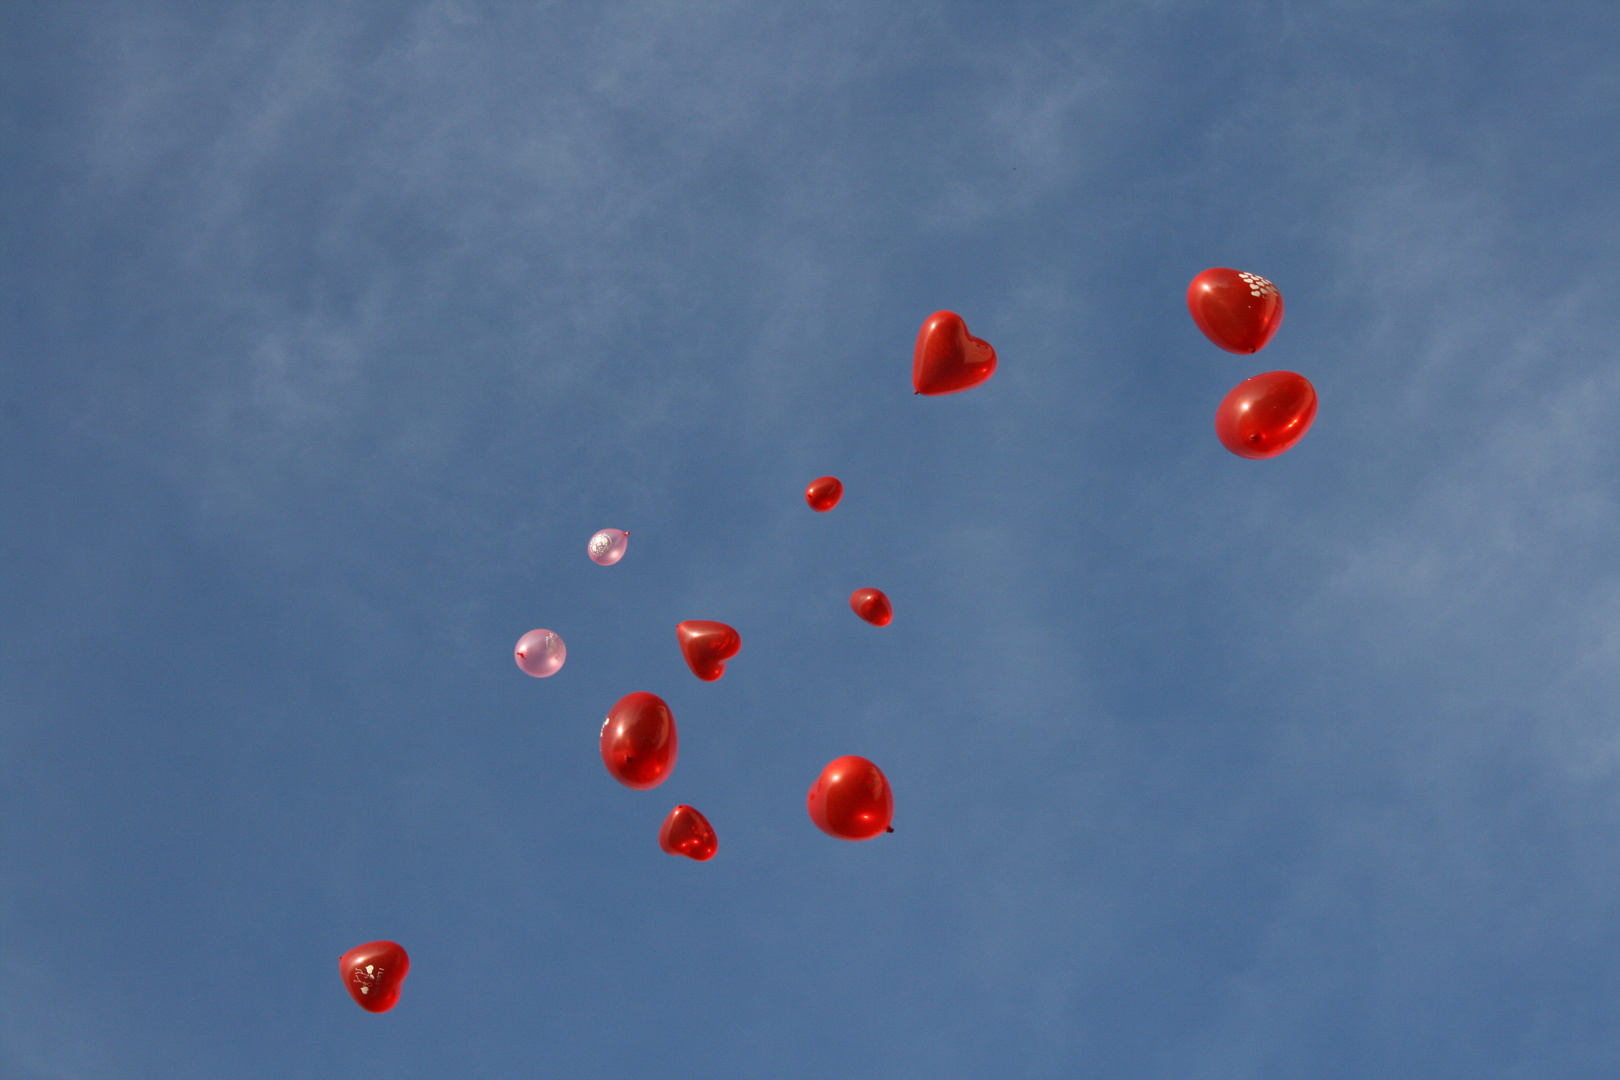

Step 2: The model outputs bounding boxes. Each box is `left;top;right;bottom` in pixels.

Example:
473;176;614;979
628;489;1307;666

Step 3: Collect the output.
805;475;843;512
658;804;718;861
676;621;741;682
601;692;678;789
1215;370;1317;459
1187;267;1285;354
849;588;893;627
913;311;997;395
807;756;894;841
340;940;409;1014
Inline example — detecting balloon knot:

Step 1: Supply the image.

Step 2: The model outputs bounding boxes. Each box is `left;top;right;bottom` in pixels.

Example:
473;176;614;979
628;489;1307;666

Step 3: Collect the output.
886;826;894;833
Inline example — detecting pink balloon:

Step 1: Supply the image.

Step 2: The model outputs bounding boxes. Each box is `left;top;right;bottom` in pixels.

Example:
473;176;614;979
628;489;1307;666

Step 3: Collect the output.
588;528;629;566
514;629;566;678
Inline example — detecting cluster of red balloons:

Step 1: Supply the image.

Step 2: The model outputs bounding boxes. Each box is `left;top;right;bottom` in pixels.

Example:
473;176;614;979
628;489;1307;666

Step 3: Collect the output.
592;495;899;846
343;280;1309;1012
1188;268;1317;458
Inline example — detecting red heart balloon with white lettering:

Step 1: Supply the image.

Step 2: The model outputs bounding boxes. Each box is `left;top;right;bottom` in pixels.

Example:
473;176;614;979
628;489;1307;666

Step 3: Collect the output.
340;940;409;1014
1187;268;1284;354
913;311;997;395
676;621;740;682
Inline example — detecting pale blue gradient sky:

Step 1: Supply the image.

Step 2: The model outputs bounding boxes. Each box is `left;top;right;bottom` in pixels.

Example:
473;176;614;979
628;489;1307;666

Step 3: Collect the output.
4;4;1620;1078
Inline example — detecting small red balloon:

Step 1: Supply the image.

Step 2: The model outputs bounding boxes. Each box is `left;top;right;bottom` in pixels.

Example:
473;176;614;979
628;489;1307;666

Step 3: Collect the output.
339;940;409;1014
807;756;894;841
659;804;718;861
1215;371;1318;459
677;620;741;682
849;588;892;627
1187;268;1284;354
913;311;997;395
600;692;678;789
805;476;843;512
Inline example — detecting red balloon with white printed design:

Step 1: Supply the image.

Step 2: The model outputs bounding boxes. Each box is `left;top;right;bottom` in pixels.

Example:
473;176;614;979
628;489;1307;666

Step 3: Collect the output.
1187;268;1284;354
340;940;410;1014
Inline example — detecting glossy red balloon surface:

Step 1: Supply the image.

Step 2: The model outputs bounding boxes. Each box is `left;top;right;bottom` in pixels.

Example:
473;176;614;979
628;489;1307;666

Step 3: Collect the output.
1215;371;1318;459
913;311;997;395
600;692;678;789
340;940;409;1014
807;756;894;840
1187;268;1284;354
659;804;718;861
677;620;741;682
849;588;893;627
805;476;844;512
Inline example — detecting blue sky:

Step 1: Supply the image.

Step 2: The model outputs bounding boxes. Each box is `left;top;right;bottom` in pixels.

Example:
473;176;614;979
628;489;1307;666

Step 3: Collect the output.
4;3;1620;1077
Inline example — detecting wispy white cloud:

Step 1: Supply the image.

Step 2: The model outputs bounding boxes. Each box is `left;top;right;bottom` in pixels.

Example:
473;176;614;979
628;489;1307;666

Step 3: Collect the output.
8;2;1620;1076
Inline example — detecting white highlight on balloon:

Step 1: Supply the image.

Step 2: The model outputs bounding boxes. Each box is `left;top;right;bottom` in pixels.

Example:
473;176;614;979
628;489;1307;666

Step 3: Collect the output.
514;629;566;678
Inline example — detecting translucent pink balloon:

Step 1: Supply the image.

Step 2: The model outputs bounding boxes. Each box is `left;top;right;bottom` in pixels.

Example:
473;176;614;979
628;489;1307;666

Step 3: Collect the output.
514;629;566;678
588;528;629;566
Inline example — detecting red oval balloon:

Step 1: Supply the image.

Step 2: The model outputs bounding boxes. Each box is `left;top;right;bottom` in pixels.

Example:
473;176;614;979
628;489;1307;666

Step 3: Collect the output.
1187;268;1284;354
912;311;997;395
805;476;843;512
340;940;409;1014
1215;371;1318;459
600;692;678;789
659;804;718;861
849;588;892;627
807;756;894;841
676;620;741;682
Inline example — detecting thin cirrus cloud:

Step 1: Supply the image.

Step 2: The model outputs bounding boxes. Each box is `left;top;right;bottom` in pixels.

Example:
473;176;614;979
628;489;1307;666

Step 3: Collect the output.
4;3;1620;1078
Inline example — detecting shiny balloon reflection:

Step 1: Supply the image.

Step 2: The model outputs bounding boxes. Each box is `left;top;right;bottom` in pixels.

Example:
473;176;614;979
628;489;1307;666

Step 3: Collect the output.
849;588;893;627
1187;267;1284;354
913;311;997;395
587;528;629;566
600;692;678;789
1215;371;1318;459
513;629;566;678
340;940;410;1014
677;620;741;682
805;476;843;512
807;755;894;840
659;804;718;861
